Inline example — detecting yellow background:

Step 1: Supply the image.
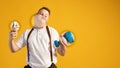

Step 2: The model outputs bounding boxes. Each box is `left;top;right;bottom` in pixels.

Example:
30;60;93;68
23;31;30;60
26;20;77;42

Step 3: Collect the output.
0;0;120;68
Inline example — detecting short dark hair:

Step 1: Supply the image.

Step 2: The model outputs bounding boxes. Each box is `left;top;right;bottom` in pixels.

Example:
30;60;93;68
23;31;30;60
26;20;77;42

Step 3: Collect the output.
37;7;50;15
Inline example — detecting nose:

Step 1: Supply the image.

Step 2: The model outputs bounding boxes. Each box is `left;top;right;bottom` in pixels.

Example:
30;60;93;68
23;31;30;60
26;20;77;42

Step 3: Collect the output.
39;14;46;20
41;16;45;20
42;15;46;19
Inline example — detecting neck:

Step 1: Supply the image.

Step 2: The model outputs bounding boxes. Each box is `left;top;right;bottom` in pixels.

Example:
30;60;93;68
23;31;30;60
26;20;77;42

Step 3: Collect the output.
34;26;46;29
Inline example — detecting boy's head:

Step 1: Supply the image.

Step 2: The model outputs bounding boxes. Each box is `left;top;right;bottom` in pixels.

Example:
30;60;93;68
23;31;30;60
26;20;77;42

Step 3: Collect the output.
34;7;50;28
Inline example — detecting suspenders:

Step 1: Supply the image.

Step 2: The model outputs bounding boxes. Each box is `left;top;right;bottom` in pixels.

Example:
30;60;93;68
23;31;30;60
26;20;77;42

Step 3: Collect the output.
26;28;34;62
46;26;53;62
26;26;53;62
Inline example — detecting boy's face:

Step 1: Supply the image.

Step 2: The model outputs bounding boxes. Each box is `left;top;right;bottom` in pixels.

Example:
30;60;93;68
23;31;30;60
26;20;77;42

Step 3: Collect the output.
37;9;49;23
34;9;49;28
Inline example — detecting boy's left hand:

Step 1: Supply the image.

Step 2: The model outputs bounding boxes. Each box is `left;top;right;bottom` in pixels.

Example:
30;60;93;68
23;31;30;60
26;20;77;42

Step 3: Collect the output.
59;32;68;46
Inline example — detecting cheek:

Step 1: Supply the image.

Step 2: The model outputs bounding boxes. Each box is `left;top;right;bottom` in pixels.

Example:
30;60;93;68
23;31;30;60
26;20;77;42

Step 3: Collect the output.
45;17;49;21
37;15;42;20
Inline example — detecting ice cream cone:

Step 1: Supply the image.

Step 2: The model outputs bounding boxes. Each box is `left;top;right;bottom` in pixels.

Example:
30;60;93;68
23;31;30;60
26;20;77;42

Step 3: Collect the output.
10;21;20;32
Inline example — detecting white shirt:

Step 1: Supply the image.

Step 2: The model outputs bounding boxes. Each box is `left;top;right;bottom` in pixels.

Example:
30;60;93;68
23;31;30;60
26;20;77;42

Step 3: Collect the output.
16;26;59;68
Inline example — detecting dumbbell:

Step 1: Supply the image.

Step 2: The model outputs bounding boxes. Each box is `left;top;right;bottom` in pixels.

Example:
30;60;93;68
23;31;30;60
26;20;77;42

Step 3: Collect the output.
54;31;74;47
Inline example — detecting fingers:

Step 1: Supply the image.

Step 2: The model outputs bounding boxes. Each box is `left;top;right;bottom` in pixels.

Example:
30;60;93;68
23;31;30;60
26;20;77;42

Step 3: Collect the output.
59;36;68;46
9;31;17;40
60;32;66;37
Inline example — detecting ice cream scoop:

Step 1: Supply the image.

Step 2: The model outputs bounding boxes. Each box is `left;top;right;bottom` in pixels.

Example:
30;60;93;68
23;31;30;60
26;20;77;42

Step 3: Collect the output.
10;21;20;32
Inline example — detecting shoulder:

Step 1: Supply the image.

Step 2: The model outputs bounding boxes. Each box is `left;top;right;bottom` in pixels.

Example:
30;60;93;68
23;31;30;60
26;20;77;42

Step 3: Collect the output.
48;26;56;30
48;26;57;31
22;28;33;36
47;26;59;41
24;28;32;33
47;26;58;34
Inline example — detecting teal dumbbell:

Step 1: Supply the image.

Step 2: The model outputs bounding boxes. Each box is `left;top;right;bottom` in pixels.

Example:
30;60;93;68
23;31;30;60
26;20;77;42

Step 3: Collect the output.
54;31;74;47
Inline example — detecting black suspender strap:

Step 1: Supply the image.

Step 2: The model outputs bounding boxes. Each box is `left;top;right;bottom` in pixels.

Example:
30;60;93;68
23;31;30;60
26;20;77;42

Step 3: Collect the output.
27;28;34;62
46;26;53;62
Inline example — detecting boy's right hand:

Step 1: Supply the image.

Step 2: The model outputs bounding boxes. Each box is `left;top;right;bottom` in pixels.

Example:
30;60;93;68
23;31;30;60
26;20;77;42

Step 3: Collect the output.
9;31;17;40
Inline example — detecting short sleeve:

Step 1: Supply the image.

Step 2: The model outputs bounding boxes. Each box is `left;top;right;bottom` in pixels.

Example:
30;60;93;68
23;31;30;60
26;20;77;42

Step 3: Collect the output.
50;27;59;48
16;31;27;48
